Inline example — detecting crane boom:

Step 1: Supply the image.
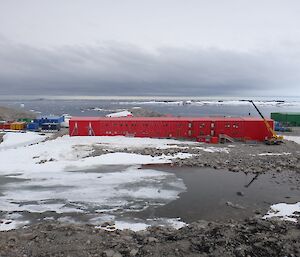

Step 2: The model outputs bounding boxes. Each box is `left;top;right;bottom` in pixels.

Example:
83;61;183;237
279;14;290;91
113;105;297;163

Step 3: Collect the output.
248;100;283;144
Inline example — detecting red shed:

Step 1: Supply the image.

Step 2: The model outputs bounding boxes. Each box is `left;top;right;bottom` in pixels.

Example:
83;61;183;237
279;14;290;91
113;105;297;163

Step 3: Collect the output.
69;116;274;143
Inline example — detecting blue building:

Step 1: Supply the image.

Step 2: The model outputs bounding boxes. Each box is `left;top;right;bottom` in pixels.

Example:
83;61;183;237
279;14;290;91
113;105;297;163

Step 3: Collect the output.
34;116;65;126
27;122;40;131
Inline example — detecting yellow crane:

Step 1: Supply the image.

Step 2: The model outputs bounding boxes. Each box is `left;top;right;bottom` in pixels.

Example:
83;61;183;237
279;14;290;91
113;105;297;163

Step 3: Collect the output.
249;100;283;145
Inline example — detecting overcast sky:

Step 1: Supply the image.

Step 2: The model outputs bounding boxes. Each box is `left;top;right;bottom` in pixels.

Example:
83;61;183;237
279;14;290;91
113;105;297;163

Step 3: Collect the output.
0;0;299;97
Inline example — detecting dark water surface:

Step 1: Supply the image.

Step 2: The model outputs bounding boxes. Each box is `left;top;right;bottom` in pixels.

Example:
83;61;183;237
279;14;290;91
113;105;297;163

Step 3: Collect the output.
1;98;300;118
137;166;300;222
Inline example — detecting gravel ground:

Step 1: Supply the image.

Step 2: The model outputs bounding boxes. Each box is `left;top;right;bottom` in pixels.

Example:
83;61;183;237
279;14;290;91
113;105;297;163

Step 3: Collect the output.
0;117;299;256
0;217;299;257
91;138;300;174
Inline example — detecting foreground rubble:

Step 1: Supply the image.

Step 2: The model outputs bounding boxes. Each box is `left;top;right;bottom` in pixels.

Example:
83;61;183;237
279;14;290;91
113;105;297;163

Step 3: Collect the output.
0;217;299;257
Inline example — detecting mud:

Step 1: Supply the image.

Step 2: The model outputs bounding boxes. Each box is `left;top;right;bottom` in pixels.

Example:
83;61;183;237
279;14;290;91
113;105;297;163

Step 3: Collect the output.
0;217;299;257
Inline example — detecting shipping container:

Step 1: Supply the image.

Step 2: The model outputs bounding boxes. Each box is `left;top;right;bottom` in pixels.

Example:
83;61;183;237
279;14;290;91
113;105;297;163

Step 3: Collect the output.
0;122;11;130
69;117;274;143
18;118;33;123
10;122;26;130
271;112;300;126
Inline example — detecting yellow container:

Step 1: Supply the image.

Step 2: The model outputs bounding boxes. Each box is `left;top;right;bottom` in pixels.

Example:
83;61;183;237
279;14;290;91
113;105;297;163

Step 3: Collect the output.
10;123;16;130
10;122;26;130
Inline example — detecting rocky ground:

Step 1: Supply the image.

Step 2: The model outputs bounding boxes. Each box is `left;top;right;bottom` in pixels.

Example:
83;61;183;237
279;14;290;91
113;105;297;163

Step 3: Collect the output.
91;137;300;175
0;106;36;121
0;107;299;256
0;217;299;257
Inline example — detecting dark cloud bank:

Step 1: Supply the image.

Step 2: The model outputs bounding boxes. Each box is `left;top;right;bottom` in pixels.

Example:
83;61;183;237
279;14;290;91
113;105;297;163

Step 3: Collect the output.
0;41;299;96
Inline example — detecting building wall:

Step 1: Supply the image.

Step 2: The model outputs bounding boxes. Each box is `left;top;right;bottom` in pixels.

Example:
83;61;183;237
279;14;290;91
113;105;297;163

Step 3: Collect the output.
69;117;274;142
271;113;300;126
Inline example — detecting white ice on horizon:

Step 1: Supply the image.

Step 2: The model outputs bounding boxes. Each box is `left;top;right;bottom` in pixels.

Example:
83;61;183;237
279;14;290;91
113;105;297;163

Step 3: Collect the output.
117;100;300;107
106;110;133;117
264;202;300;222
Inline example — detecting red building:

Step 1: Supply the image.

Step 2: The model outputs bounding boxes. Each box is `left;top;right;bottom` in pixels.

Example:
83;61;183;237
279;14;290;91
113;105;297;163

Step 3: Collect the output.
69;116;274;143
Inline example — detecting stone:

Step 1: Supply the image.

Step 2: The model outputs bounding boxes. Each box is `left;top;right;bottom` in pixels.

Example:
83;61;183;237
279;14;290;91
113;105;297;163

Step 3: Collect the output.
103;249;115;257
129;249;139;256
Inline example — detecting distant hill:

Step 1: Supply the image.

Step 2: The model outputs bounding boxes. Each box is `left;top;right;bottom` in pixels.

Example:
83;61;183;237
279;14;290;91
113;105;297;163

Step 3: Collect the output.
0;106;36;121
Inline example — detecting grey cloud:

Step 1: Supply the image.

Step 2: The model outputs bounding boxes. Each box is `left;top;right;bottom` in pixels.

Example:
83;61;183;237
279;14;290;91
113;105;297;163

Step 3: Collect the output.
0;41;299;96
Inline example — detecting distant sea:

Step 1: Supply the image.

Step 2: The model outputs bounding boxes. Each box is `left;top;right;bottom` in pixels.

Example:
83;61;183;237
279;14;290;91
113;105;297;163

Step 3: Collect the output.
0;95;299;118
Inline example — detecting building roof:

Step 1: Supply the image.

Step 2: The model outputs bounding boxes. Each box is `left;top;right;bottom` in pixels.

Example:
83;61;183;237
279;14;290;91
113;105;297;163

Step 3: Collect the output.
271;112;300;115
70;116;272;122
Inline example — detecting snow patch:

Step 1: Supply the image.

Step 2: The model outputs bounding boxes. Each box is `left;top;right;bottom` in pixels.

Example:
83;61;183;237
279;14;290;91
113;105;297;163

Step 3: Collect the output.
196;146;230;153
97;217;186;232
258;152;291;156
114;221;150;231
0;132;47;150
264;202;300;222
0;166;186;213
284;136;300;145
0;135;195;174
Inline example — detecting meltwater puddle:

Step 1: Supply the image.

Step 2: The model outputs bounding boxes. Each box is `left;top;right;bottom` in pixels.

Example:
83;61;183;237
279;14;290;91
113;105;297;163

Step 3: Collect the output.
1;165;299;231
137;166;300;222
0;165;186;230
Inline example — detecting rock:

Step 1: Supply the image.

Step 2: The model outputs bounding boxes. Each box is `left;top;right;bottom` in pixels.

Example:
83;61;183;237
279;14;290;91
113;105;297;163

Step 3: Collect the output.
101;221;115;227
236;191;244;196
129;249;139;256
148;237;159;243
112;253;123;257
103;249;116;257
226;201;245;209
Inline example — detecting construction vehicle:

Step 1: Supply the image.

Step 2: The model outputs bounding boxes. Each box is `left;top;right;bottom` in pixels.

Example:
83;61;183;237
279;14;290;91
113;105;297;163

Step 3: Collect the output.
249;100;283;145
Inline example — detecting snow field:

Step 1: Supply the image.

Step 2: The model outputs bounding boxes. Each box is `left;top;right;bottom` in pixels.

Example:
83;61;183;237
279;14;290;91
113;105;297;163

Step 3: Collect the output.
0;133;195;230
